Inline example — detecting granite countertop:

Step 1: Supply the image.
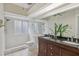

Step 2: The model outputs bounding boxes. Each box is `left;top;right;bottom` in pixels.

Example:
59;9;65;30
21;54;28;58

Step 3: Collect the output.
40;36;79;49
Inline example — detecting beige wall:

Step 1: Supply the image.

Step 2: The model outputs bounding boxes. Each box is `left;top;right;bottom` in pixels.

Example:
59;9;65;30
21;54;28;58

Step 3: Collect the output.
4;3;27;16
46;7;79;38
0;3;5;56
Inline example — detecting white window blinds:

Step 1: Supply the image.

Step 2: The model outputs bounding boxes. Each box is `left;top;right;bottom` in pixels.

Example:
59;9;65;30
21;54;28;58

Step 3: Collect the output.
14;20;29;34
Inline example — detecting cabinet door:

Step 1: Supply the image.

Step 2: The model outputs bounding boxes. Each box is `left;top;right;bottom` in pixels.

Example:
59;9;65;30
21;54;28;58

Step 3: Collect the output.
47;44;54;56
38;39;47;56
47;41;60;56
61;48;78;56
47;44;60;56
53;45;60;56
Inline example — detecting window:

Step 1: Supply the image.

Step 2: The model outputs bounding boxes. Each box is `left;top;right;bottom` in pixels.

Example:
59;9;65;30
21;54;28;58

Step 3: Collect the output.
30;23;36;33
14;20;29;34
14;20;45;34
29;22;45;34
15;20;22;34
22;21;29;33
37;22;45;34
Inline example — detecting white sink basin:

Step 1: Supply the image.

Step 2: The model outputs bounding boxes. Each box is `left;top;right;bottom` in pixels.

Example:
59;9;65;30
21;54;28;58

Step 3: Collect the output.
43;37;51;39
62;41;79;46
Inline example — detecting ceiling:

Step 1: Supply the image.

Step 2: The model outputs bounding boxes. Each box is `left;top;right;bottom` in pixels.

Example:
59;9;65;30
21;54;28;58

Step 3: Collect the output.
14;3;35;11
13;3;79;20
14;3;66;19
14;3;51;14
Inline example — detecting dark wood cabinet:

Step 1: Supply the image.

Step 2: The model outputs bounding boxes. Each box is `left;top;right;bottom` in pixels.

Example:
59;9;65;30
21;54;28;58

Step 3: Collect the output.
38;38;47;56
47;42;55;56
38;37;79;56
61;48;78;56
47;41;60;56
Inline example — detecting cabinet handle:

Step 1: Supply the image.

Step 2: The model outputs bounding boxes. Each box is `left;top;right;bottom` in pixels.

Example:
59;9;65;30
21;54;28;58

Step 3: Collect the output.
50;47;53;49
51;52;53;55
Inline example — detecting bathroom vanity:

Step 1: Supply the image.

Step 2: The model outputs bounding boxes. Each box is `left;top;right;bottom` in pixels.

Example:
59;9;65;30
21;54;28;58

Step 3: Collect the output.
38;37;79;56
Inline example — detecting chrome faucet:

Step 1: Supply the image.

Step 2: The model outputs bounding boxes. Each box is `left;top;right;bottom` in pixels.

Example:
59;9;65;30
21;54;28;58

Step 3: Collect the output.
67;37;70;41
71;36;74;42
67;31;75;42
75;34;79;43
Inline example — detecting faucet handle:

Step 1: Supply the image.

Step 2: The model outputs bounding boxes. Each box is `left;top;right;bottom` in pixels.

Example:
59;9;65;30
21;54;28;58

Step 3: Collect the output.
67;37;70;41
76;39;78;43
71;36;74;42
